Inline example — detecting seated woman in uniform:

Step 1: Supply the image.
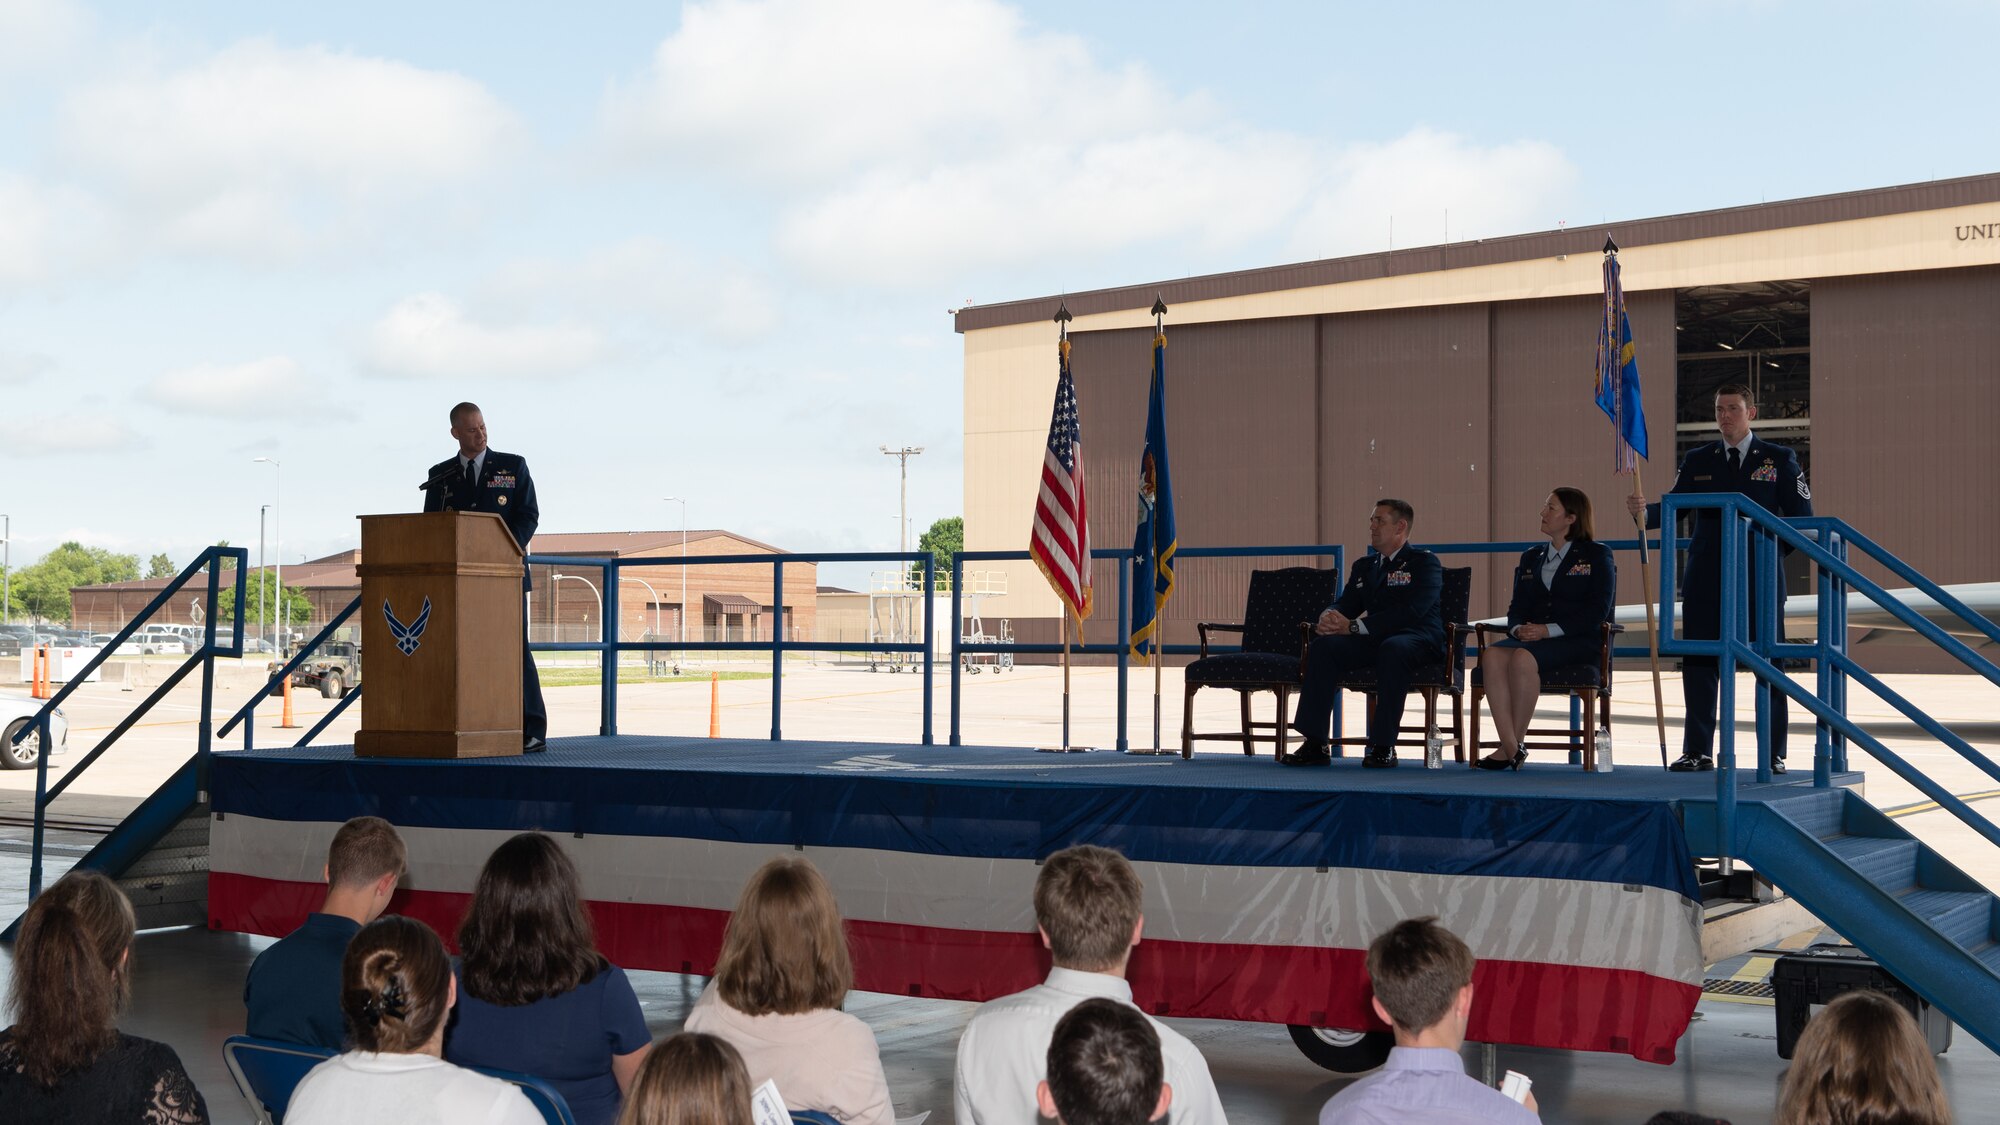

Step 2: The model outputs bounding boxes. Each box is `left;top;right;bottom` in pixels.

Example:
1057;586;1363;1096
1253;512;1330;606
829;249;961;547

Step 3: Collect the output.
1476;487;1616;770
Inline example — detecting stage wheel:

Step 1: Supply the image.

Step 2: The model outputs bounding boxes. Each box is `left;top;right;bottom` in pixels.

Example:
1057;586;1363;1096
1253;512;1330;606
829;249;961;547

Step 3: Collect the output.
1286;1025;1392;1073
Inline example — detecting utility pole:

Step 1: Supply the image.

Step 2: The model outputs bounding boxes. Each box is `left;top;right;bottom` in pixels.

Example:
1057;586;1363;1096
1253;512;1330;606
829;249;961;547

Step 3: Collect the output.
258;505;269;639
1;514;9;626
879;445;924;557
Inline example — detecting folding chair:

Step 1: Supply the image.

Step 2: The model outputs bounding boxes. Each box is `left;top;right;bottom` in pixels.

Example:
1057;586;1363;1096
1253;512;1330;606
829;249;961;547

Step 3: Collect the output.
221;1035;337;1125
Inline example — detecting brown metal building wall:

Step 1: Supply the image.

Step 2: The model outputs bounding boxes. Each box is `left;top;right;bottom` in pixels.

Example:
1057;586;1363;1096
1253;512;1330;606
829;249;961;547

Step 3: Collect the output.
1812;264;2000;590
1064;318;1321;660
1488;291;1678;617
1318;304;1497;616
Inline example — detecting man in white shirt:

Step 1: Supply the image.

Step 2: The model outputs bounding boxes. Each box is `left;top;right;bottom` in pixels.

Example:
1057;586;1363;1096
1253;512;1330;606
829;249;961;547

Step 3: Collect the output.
953;845;1227;1125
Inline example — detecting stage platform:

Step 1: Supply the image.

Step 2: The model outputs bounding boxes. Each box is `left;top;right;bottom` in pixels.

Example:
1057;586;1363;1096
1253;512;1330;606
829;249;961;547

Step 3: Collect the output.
206;736;1849;1065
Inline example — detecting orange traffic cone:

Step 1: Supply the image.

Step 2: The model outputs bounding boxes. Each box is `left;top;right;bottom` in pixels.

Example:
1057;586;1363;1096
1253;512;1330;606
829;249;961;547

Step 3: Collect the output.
708;671;721;738
279;674;301;729
30;646;47;699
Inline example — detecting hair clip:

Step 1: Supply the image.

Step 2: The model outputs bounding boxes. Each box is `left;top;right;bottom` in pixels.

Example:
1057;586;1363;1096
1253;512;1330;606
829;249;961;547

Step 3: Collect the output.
380;977;409;1021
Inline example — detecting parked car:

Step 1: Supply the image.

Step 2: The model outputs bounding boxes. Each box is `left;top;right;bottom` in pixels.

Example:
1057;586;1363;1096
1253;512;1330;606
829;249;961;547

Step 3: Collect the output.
0;633;19;658
88;633;144;656
1;691;68;770
133;626;195;655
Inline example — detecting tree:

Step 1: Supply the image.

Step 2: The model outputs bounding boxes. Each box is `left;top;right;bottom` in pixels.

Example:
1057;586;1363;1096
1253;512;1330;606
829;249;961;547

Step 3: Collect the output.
9;541;141;623
911;517;964;589
218;570;311;629
147;553;176;579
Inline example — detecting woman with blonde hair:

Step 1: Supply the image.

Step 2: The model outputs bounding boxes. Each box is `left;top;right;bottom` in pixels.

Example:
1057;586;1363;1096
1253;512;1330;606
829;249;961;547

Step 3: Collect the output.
287;915;540;1125
617;1032;754;1125
686;856;894;1125
1777;989;1952;1125
0;870;207;1123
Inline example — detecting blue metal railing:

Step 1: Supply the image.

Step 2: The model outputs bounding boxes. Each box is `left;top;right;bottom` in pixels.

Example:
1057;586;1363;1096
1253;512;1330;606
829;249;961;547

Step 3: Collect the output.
1657;494;2000;867
14;546;246;898
524;550;937;744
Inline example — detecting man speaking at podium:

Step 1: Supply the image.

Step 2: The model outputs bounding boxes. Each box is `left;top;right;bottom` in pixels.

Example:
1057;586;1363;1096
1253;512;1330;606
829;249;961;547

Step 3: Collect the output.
424;402;547;753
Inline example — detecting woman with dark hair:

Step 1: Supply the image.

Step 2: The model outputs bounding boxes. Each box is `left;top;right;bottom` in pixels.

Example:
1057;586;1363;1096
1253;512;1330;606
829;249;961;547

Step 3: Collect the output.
0;870;207;1123
445;832;652;1125
1475;487;1617;770
1777;990;1952;1125
617;1032;753;1125
287;915;540;1125
685;855;894;1125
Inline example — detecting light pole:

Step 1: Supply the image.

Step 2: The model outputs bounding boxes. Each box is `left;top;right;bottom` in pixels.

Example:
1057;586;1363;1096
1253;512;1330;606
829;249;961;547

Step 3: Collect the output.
662;497;687;649
550;572;603;642
879;446;924;555
258;505;269;646
1;513;10;626
254;457;282;654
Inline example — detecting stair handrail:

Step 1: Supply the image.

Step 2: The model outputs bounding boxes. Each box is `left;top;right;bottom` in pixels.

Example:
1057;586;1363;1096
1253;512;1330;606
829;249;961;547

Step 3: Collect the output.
1659;495;2000;872
14;546;247;898
218;595;365;748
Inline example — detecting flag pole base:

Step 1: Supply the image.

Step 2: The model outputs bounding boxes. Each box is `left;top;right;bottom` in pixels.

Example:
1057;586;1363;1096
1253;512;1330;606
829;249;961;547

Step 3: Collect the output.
1037;745;1096;753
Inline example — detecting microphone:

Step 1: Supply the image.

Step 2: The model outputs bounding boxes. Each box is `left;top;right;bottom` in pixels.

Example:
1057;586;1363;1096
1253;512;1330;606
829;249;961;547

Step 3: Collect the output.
419;461;464;493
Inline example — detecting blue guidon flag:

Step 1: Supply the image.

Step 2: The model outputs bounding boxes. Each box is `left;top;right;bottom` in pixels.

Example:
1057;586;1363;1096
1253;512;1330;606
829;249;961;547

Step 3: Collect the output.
383;597;432;656
1128;330;1176;663
1595;245;1650;473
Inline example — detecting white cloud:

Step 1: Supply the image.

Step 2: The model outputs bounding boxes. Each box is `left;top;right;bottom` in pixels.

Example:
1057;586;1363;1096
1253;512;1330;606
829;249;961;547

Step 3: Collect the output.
602;0;1190;184
485;238;781;347
148;356;310;417
779;132;1314;285
0;172;114;288
58;39;519;256
7;412;138;454
1290;128;1578;257
0;346;54;385
362;293;605;379
0;0;88;78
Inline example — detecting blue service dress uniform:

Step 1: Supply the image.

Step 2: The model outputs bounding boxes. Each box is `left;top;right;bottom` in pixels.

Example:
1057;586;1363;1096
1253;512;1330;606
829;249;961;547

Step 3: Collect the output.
1645;437;1813;763
1291;548;1445;753
1491;539;1617;671
423;449;546;744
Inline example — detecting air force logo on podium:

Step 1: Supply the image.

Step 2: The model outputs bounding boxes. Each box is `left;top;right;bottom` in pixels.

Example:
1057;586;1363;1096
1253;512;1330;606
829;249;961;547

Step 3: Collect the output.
384;597;433;656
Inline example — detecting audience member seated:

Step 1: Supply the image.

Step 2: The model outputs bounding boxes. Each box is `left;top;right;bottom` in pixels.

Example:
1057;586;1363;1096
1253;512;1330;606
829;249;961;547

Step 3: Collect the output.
1475;488;1616;770
244;815;407;1047
444;832;652;1125
287;914;541;1125
1035;998;1172;1125
685;855;895;1125
617;1031;754;1125
1776;989;1951;1125
1319;917;1538;1125
0;870;208;1123
954;845;1227;1125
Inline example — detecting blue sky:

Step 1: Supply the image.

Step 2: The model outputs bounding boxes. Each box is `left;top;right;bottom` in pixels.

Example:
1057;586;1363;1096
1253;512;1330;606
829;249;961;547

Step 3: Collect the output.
2;0;1994;585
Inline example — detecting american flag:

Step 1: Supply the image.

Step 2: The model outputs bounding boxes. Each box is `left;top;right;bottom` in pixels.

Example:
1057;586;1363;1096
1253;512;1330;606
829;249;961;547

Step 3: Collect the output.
1030;337;1092;625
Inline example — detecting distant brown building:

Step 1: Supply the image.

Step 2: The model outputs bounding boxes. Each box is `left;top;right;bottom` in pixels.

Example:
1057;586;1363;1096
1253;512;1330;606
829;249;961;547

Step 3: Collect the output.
69;530;817;645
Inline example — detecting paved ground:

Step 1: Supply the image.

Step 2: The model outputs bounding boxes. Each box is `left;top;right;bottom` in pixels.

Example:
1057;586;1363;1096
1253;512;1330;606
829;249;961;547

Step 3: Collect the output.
5;659;2000;1123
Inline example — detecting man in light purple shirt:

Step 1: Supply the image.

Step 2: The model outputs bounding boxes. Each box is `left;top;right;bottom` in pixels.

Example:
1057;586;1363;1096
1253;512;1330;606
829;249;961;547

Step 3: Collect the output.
1319;917;1540;1125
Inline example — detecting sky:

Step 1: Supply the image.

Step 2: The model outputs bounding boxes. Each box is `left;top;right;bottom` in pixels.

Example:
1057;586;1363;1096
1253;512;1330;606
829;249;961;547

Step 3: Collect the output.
2;0;1995;589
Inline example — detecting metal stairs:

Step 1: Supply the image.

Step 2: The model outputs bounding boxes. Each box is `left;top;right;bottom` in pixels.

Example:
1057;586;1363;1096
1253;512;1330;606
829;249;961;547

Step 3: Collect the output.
1713;786;2000;1056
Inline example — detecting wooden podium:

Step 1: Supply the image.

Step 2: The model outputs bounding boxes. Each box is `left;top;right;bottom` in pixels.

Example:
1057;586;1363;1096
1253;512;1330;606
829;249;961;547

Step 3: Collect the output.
354;512;526;759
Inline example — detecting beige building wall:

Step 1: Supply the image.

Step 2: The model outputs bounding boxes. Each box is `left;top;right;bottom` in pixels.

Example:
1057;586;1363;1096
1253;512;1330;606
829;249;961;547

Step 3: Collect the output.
962;199;2000;627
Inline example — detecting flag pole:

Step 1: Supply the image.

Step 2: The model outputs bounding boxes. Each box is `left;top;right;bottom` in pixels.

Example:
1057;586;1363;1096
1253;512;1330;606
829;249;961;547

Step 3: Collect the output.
1061;611;1071;750
1630;462;1671;770
1606;236;1672;770
1151;294;1168;752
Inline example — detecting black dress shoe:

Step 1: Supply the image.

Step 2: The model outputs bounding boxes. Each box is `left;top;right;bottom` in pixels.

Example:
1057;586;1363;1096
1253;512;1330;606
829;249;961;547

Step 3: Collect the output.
1771;758;1788;775
1281;741;1331;767
523;735;548;754
1667;752;1714;772
1473;748;1528;772
1361;747;1398;769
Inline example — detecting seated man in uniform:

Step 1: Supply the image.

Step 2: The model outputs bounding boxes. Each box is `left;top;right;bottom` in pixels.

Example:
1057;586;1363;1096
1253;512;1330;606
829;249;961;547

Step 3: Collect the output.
244;816;407;1048
1286;499;1444;769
